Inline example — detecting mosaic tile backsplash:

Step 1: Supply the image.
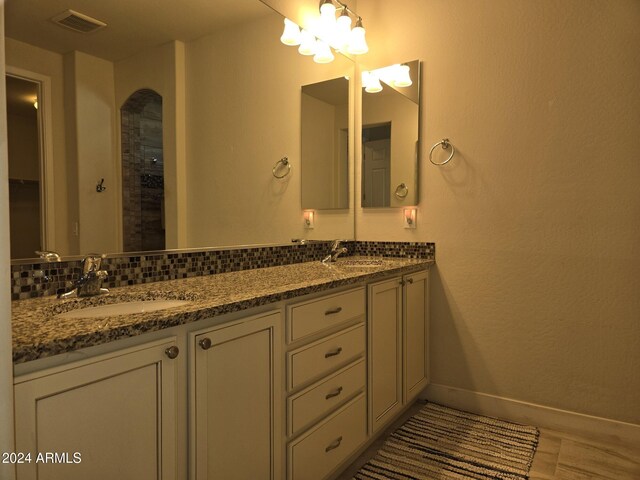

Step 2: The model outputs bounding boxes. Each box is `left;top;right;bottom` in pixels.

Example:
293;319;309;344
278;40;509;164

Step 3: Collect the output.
11;241;435;300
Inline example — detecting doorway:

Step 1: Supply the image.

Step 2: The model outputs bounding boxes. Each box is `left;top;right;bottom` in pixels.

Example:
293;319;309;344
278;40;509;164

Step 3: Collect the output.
6;75;43;258
362;123;391;208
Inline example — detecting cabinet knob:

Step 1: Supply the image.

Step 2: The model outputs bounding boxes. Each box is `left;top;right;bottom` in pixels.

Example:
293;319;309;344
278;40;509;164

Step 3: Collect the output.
324;347;343;359
325;436;343;452
199;338;212;350
407;278;414;284
165;345;179;359
399;280;406;286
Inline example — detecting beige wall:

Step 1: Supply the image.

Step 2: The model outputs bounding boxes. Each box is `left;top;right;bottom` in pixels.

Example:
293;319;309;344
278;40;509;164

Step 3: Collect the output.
185;12;354;247
357;0;640;424
66;51;119;254
5;38;71;255
0;5;16;476
301;93;347;209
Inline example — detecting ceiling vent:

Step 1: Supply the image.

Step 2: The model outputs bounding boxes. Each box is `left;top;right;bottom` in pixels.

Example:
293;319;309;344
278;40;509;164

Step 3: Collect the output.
51;10;107;34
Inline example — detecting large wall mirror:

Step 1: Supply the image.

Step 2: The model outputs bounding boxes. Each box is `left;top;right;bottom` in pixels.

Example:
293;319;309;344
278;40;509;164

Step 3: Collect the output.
4;0;355;261
361;60;420;208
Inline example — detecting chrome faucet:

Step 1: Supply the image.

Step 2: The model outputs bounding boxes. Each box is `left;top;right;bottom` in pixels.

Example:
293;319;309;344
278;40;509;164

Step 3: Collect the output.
35;250;61;262
322;240;348;263
58;254;110;299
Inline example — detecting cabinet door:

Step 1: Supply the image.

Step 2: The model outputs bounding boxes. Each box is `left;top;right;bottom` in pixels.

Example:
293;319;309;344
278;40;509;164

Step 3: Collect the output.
367;277;403;434
193;311;281;480
403;270;429;403
14;338;178;480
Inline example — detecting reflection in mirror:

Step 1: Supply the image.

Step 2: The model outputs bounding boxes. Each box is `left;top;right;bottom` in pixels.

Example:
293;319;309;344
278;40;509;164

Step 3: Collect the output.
6;75;43;258
361;60;420;208
121;89;165;252
4;0;355;260
301;77;349;210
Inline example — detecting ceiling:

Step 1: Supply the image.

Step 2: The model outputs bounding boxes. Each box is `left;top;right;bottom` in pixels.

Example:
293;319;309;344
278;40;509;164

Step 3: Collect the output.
5;0;274;62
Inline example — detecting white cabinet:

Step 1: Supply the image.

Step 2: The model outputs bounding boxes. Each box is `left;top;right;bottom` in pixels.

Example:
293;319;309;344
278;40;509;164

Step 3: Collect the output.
403;270;430;402
284;287;367;480
14;337;179;480
191;311;282;480
368;269;429;433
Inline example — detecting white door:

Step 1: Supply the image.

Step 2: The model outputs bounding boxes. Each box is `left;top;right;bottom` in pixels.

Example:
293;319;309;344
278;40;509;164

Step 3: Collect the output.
362;139;391;207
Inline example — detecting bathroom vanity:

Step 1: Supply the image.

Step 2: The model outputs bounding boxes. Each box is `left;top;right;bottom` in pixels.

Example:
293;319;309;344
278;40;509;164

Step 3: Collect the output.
11;257;432;480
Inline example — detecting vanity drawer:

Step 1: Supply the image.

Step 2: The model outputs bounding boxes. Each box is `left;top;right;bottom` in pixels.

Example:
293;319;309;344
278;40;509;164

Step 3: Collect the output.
287;288;365;343
288;393;366;480
288;358;365;436
288;324;365;391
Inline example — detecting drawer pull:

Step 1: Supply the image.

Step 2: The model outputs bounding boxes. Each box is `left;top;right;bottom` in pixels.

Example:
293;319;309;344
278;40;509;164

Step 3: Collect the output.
324;347;343;358
325;307;343;315
325;386;343;400
325;436;343;453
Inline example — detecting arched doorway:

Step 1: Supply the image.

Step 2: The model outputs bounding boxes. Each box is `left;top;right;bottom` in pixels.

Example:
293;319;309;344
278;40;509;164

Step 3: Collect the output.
121;89;164;252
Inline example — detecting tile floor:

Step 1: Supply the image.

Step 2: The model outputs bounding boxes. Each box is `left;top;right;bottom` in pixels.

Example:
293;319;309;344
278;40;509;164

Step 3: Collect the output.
336;402;640;480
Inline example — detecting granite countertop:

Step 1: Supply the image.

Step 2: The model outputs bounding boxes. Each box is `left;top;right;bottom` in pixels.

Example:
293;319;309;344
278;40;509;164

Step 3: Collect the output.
11;257;433;364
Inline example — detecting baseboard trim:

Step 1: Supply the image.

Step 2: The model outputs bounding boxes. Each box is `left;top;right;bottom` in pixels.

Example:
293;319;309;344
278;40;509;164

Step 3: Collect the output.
423;383;640;449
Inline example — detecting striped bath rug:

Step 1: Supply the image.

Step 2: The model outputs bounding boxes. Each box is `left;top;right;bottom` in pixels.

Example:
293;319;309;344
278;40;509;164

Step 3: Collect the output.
354;402;539;480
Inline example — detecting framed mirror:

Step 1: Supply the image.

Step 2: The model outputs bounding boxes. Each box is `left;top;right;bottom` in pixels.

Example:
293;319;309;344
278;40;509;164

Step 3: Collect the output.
4;0;355;261
361;59;420;208
301;76;350;210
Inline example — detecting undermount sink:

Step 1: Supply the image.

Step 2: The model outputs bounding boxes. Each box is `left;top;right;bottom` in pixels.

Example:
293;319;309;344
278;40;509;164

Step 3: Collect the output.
334;259;384;268
55;300;191;319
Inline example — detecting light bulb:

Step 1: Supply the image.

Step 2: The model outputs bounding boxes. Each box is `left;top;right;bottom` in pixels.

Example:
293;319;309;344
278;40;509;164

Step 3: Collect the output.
319;0;337;47
333;9;352;51
313;39;334;64
298;30;317;56
319;0;336;17
348;18;368;55
364;72;382;93
393;64;412;87
280;18;301;46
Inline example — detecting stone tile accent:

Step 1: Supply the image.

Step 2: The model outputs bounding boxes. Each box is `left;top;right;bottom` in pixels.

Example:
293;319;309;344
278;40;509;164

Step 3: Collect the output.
10;241;435;300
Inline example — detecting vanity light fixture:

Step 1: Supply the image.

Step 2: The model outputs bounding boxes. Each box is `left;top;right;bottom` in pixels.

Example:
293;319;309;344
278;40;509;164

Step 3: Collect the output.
298;29;317;55
314;39;334;63
362;63;413;94
280;18;302;45
363;71;382;93
280;0;368;64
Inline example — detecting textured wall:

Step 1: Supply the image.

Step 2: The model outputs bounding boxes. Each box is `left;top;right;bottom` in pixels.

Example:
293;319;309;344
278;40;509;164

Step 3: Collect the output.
357;0;640;424
0;6;17;476
185;11;355;247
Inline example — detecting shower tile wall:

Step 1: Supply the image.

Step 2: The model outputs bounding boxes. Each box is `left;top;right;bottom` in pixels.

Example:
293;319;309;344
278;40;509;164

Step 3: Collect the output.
121;90;165;252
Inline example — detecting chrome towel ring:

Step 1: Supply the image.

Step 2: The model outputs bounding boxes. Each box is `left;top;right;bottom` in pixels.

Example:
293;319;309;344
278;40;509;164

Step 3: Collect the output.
395;183;409;199
272;156;291;178
429;138;455;165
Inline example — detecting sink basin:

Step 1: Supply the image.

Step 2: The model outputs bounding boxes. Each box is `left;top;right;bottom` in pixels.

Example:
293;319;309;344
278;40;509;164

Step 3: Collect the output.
55;300;191;319
334;259;384;268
